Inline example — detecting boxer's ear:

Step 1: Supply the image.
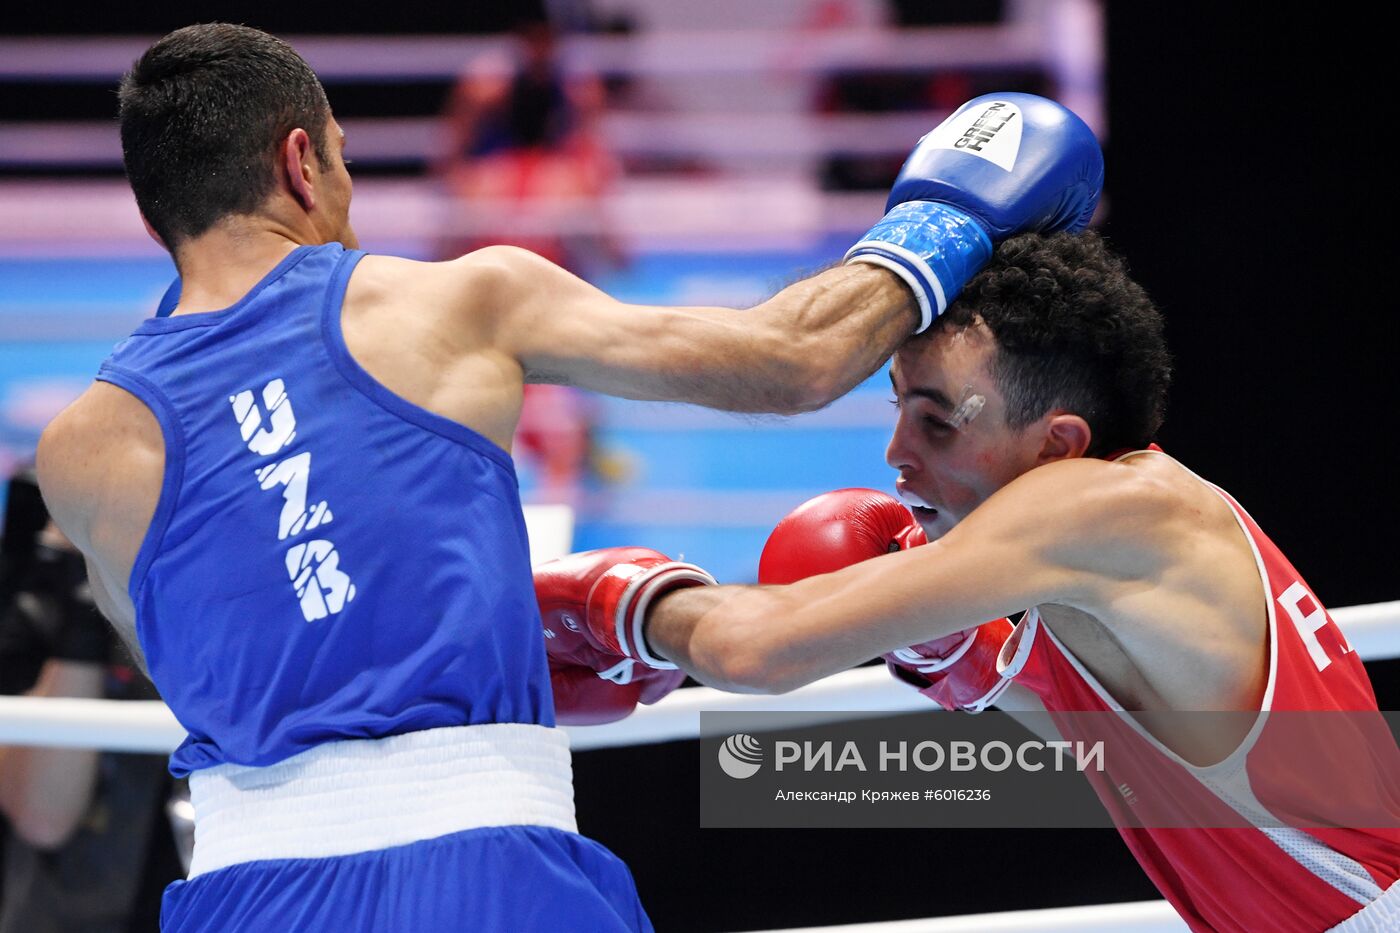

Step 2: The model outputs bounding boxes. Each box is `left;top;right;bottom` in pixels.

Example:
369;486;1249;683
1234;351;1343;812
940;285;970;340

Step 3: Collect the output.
1037;412;1091;463
281;128;317;211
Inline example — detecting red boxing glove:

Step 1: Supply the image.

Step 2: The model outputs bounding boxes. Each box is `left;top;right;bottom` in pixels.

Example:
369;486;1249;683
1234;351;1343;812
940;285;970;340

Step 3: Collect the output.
535;547;714;724
545;633;686;725
758;487;926;585
542;597;686;725
548;658;646;726
883;618;1014;713
758;488;1010;712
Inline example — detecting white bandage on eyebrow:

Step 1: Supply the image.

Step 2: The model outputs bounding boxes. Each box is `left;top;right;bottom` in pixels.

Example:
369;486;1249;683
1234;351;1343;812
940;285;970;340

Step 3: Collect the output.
947;384;986;429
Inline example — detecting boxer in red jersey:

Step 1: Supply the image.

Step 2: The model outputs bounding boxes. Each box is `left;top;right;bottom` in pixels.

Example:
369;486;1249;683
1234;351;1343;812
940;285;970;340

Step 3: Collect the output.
538;232;1399;932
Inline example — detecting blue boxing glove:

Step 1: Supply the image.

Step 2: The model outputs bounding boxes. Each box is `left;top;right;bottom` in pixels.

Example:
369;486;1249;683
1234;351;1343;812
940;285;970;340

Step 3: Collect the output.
846;93;1103;332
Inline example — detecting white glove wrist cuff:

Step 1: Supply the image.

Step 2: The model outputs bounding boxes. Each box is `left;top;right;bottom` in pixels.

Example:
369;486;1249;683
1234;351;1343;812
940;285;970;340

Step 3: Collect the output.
614;562;717;670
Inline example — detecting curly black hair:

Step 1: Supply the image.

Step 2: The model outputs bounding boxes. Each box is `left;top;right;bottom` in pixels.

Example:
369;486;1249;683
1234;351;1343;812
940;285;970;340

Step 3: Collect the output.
931;231;1171;456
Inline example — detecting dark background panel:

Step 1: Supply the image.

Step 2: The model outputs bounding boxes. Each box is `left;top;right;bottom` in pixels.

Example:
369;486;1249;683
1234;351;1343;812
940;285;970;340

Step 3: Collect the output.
1102;4;1396;609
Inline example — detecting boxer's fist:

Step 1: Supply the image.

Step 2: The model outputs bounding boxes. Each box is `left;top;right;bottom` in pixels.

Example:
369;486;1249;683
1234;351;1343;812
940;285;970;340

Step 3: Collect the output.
537;547;709;723
534;546;715;671
846;93;1103;331
545;646;686;725
548;657;646;725
758;489;1011;713
541;585;687;725
885;93;1103;238
884;618;1014;713
758;488;924;585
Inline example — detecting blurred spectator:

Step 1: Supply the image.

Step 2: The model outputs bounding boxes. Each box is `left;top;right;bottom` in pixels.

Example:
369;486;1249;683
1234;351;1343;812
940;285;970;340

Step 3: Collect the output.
0;468;186;933
436;17;620;271
436;19;629;504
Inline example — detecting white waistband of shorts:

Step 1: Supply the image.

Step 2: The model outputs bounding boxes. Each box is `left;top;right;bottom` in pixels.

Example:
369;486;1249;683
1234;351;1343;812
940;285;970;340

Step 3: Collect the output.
187;723;577;877
1330;877;1400;932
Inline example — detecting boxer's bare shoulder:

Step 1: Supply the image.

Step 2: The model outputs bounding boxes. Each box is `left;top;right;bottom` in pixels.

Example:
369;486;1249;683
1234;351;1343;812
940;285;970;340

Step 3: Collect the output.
339;251;528;450
34;383;158;661
1108;451;1260;565
961;452;1262;628
345;245;619;353
957;451;1264;722
943;451;1253;596
1049;451;1267;621
36;383;162;565
930;455;1187;597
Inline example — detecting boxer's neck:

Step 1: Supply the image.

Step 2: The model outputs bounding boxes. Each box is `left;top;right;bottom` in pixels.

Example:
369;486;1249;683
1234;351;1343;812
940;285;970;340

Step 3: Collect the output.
165;221;311;317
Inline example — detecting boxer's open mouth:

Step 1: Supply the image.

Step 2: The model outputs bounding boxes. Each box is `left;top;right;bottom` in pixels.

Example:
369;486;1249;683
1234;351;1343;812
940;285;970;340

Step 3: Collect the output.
895;485;936;516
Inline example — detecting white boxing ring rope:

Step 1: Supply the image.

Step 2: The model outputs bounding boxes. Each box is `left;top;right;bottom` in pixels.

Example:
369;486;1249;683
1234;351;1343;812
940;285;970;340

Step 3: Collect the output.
1;599;1395;754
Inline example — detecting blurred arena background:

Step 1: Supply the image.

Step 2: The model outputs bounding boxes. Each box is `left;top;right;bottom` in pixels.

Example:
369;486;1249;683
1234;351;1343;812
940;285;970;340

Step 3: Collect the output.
0;1;1394;930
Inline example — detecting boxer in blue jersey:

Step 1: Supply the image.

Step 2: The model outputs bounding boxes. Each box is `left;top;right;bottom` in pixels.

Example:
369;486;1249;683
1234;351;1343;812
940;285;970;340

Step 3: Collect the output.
35;23;1101;932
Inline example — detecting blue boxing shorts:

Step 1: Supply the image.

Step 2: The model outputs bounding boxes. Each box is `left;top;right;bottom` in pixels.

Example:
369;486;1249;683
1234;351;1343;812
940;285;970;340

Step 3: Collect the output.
160;724;653;931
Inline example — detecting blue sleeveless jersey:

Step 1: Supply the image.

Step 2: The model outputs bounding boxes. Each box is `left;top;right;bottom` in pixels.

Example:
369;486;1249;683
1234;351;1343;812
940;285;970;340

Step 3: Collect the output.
97;243;553;777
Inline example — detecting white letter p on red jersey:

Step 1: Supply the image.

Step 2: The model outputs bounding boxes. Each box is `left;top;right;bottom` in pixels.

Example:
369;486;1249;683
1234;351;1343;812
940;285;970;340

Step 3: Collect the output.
1278;581;1354;672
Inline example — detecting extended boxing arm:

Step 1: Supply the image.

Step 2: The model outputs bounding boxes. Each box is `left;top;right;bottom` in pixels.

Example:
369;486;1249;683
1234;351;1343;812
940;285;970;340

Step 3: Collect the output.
644;457;1168;694
479;94;1099;416
477;246;918;416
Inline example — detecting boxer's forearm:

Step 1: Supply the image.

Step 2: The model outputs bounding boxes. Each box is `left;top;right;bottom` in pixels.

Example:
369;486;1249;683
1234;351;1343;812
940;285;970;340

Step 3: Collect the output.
645;578;897;695
497;246;918;415
743;264;920;411
552;265;915;414
647;264;918;414
645;584;790;694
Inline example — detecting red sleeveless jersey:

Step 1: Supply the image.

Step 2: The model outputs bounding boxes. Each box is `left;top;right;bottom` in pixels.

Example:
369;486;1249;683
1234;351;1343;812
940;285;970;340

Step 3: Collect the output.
997;450;1399;932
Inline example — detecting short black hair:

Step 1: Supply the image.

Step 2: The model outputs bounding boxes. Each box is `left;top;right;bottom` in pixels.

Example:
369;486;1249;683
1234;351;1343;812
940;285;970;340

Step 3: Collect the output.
118;23;332;247
931;231;1172;456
